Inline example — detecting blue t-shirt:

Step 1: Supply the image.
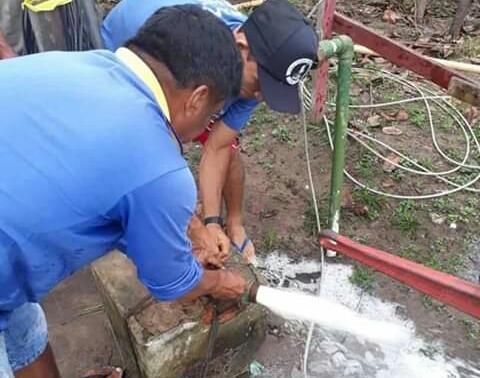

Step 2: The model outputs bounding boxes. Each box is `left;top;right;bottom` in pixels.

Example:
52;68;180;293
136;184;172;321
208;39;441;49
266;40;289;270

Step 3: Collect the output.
0;50;202;329
101;0;257;132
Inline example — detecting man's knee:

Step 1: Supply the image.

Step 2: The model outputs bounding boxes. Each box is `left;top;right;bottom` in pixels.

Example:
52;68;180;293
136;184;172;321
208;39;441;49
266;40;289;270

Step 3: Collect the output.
4;303;48;372
228;149;244;180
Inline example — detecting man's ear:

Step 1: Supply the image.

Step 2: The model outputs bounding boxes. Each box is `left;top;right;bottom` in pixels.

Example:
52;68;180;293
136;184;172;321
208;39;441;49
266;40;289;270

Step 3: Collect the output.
184;85;210;117
233;29;250;58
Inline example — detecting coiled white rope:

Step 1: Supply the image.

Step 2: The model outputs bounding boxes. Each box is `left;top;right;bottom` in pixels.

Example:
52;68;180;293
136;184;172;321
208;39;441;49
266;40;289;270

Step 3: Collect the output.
299;66;479;376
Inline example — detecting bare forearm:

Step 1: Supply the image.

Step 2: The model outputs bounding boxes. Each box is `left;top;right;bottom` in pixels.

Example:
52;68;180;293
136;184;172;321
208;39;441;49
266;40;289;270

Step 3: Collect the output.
0;30;16;59
182;270;218;300
199;144;231;217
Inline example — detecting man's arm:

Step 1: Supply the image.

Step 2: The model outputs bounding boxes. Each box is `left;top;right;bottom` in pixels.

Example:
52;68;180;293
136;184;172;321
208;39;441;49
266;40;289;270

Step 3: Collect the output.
0;29;16;59
181;268;246;301
120;168;246;302
199;120;238;218
198;120;239;252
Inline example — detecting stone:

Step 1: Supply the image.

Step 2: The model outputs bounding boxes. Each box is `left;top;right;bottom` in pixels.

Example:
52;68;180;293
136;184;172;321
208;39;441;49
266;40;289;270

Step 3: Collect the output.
343;360;364;376
309;360;331;374
319;340;347;355
92;251;267;378
364;351;375;364
290;367;304;378
331;351;347;368
430;213;446;225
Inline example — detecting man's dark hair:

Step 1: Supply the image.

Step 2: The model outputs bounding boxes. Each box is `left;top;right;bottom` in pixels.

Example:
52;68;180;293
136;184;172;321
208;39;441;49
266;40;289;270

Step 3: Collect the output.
128;5;242;101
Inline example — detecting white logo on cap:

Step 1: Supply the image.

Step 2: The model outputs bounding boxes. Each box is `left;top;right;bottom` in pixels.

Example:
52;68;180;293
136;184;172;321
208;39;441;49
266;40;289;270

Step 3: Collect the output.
285;58;314;85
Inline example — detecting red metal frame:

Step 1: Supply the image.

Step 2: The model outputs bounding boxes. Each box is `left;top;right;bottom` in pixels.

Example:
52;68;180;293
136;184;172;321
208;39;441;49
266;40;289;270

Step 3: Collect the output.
313;1;480;120
332;12;477;90
319;231;480;319
312;0;336;119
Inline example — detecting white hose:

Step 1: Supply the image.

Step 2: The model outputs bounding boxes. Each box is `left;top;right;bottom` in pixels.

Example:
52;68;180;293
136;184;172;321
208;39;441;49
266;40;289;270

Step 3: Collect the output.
300;84;326;378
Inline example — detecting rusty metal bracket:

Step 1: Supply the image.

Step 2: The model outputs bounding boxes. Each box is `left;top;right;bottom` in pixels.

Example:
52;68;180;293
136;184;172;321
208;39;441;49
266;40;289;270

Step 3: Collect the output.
448;76;480;106
319;231;480;319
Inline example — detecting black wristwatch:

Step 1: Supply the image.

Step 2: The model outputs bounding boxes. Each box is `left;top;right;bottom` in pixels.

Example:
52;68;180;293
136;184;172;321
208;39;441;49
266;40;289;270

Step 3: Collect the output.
203;216;224;227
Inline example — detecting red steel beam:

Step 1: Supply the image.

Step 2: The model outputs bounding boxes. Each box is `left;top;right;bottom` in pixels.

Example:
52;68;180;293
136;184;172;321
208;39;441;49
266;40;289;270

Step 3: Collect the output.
312;0;336;120
332;12;477;91
319;231;480;319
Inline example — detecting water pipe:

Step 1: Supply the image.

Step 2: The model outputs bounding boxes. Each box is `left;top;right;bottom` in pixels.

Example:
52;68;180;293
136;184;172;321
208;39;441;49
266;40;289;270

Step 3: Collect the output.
317;36;354;237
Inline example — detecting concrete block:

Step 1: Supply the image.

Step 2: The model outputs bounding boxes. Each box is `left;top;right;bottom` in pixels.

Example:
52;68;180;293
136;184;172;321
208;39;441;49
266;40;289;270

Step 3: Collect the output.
92;252;267;378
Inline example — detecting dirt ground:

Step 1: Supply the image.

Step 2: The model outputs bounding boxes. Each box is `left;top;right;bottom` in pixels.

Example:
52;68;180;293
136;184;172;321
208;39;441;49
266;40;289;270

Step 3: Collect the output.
43;0;480;376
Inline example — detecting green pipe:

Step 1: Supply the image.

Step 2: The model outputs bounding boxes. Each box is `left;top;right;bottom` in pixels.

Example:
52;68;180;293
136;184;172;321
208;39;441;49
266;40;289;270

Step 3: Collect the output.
317;36;354;234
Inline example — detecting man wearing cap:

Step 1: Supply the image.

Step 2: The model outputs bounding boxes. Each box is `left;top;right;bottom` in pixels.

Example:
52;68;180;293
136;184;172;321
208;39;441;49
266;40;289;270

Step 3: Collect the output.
0;6;246;377
102;0;319;263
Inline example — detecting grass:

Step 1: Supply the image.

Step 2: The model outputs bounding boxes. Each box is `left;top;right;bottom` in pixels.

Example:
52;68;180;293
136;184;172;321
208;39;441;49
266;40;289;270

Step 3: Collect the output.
263;229;280;251
354;234;370;244
248;133;265;152
419;158;434;171
272;125;293;144
474;121;480;141
451;170;478;187
399;239;463;279
249;103;274;126
350;265;375;291
421;294;434;309
260;160;274;173
353;188;383;220
390;200;419;235
303;199;327;237
407;104;427;128
420;295;446;312
355;151;377;180
461;318;480;343
460;197;480;223
399;244;420;260
439;116;455;131
431;195;480;225
383;91;403;102
454;36;480;60
432;197;454;213
445;147;464;162
426;238;464;275
390;168;404;182
303;199;319;237
185;145;202;169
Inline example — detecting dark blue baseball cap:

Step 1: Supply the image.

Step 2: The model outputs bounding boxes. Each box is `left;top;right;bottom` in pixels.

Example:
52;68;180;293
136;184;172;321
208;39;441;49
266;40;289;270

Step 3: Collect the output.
242;0;319;114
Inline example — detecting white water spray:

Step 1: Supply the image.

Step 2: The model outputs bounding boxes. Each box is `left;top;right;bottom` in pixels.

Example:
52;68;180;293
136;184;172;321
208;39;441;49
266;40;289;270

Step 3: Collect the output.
255;285;411;346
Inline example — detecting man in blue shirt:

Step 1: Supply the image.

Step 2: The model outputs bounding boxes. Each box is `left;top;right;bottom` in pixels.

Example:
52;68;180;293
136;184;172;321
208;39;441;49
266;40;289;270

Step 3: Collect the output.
0;6;245;377
102;0;320;264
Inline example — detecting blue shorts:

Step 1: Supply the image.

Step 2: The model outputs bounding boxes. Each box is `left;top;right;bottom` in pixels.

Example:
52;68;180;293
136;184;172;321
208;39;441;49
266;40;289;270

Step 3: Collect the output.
0;303;48;376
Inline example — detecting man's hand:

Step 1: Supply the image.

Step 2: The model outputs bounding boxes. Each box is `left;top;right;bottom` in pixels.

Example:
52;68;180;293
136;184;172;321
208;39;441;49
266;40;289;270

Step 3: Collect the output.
181;269;246;302
206;223;230;260
0;29;16;59
209;269;246;300
188;215;226;268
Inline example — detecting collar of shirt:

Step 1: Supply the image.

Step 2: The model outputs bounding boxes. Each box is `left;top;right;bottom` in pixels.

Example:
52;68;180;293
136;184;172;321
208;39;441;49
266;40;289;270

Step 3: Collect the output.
115;47;171;122
115;47;184;154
